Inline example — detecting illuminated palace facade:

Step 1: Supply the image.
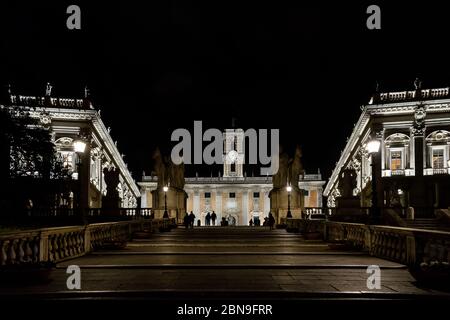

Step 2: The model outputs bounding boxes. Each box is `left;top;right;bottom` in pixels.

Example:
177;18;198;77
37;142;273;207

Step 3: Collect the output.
5;87;140;209
139;129;325;226
324;85;450;212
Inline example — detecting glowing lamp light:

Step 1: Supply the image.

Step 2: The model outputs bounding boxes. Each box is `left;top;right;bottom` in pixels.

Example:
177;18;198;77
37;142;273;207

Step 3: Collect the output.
366;139;381;155
163;186;169;192
73;140;87;153
286;185;292;193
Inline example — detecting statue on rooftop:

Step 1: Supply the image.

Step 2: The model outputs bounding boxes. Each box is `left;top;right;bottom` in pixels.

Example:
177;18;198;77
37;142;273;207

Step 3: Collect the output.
45;82;52;97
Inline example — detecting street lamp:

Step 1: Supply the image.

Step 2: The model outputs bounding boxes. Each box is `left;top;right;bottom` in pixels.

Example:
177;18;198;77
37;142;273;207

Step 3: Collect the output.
74;140;87;154
73;139;87;221
286;185;292;218
366;138;381;224
163;185;169;218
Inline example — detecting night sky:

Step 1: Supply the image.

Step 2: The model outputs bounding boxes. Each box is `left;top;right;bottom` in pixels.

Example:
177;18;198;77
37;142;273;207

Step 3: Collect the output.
2;1;450;181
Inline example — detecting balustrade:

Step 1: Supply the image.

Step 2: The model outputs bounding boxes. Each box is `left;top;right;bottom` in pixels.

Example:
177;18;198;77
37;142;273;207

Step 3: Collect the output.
0;218;175;266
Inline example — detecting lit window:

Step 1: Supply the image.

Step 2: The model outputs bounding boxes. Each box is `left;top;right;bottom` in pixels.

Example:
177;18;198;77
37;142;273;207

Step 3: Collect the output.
60;152;74;170
432;149;444;169
390;151;402;170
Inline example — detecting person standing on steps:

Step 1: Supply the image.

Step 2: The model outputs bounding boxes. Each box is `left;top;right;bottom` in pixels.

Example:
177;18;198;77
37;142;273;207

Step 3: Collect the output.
183;212;189;229
205;212;211;226
211;211;217;226
189;211;195;228
268;212;275;230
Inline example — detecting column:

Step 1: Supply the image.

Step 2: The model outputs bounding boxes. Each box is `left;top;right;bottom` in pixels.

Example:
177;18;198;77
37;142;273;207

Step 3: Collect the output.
242;191;249;226
193;189;200;219
215;190;222;223
264;190;270;216
141;188;147;208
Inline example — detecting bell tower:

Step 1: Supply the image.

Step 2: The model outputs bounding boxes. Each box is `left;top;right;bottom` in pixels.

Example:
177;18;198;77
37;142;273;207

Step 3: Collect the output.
223;128;244;179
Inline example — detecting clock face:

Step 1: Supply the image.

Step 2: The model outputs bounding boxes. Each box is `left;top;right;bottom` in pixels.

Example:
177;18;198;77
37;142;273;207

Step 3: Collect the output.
227;150;238;163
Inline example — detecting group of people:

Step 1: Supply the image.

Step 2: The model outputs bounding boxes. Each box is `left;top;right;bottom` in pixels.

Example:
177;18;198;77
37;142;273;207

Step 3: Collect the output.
249;213;275;230
204;211;217;226
184;210;276;230
183;211;196;229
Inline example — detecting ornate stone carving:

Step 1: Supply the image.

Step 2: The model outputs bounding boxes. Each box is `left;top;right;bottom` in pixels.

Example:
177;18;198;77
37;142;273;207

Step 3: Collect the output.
414;104;426;128
39;112;52;127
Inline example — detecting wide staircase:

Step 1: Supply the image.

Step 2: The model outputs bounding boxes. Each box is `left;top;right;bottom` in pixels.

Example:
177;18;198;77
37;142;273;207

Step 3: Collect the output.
45;225;433;297
3;225;446;299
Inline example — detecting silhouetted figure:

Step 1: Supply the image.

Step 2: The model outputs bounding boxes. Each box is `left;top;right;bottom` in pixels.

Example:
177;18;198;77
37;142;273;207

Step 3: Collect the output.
205;212;211;226
211;211;217;226
189;211;195;228
268;213;275;230
183;212;189;229
221;217;228;226
249;219;253;227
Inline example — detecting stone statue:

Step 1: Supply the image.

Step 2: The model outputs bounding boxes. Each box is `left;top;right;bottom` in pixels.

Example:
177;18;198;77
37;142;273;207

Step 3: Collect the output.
339;168;357;198
45;82;52;97
272;146;289;189
152;148;185;190
288;145;304;191
169;157;185;189
414;77;422;90
152;148;168;188
103;167;120;199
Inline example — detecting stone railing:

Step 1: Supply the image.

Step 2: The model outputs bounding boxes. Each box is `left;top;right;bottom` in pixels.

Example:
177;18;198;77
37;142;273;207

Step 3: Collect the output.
0;218;175;266
286;219;450;266
325;221;450;266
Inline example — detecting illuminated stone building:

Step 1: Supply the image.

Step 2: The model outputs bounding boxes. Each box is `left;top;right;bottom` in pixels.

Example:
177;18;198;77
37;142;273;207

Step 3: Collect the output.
140;129;325;225
324;84;450;215
4;86;140;209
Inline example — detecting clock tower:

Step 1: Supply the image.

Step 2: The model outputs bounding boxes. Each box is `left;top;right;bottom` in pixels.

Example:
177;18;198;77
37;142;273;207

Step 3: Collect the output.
223;128;244;179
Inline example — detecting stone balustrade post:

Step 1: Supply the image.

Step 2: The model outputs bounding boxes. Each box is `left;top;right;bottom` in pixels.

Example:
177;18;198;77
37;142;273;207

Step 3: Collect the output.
84;226;91;253
365;226;372;252
39;231;49;262
406;235;416;265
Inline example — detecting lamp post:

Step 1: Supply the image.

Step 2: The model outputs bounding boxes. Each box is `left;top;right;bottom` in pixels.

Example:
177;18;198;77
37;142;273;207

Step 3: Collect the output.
163;185;169;218
286;185;292;218
73;139;87;220
366;139;381;224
